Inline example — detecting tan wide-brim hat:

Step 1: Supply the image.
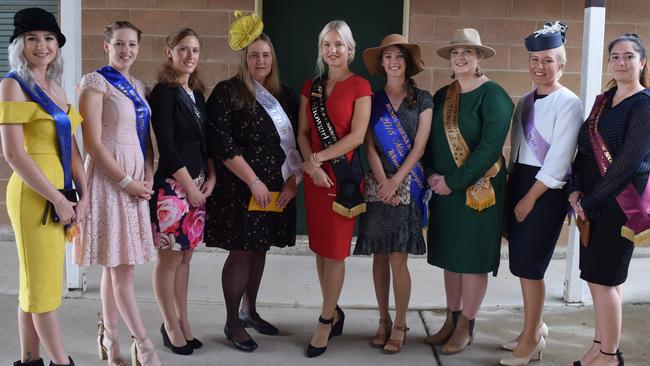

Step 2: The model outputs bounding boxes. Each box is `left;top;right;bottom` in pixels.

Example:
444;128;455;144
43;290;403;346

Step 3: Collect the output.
363;34;425;77
436;28;495;59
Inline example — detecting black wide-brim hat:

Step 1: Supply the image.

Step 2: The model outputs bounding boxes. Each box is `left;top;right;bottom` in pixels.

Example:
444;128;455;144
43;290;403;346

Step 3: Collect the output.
10;7;66;47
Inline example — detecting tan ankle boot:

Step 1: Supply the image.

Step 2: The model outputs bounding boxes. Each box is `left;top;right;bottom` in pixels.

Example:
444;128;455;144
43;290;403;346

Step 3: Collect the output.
441;314;474;355
425;309;459;345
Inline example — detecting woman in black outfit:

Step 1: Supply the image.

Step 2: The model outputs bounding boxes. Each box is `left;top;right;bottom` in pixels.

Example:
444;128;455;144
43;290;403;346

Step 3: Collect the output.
149;28;216;356
204;14;300;352
568;33;650;366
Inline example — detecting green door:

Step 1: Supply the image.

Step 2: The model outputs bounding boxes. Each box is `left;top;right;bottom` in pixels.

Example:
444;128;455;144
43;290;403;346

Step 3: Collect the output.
263;0;404;234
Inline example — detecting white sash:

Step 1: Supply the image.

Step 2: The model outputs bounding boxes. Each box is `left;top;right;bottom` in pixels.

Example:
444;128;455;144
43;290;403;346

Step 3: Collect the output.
254;80;303;182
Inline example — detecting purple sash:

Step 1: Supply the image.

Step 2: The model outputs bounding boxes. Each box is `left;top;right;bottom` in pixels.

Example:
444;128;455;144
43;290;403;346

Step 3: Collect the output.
521;91;551;164
586;93;650;244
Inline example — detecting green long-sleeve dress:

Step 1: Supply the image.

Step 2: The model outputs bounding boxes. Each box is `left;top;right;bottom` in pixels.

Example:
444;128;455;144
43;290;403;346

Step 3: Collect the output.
424;80;513;275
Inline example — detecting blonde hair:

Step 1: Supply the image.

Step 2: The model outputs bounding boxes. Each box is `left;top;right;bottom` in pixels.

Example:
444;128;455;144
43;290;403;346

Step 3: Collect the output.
315;20;356;77
8;35;64;89
554;45;567;79
233;33;282;109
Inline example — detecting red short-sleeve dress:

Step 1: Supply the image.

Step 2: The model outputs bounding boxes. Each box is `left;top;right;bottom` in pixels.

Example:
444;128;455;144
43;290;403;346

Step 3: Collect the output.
300;75;372;260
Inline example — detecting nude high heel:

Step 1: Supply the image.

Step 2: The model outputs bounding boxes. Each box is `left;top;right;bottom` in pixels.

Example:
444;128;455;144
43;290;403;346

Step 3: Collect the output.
97;313;127;366
499;336;545;365
501;321;548;351
130;337;160;366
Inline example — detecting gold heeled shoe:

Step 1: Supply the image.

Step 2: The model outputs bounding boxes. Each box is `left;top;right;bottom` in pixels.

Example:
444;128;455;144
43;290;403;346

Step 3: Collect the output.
370;318;392;348
97;313;127;366
130;336;161;366
382;324;409;354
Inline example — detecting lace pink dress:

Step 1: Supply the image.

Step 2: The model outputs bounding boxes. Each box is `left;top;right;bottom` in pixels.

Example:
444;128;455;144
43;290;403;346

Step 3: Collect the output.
76;72;156;267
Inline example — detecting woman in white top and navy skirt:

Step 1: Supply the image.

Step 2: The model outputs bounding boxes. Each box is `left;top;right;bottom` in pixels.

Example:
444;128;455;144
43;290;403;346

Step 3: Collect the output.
501;22;583;366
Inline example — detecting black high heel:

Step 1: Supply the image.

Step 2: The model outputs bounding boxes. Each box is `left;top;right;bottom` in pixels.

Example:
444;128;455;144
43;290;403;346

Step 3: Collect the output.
306;316;334;358
239;310;280;336
185;337;203;349
224;325;258;352
13;359;44;366
160;323;193;355
573;339;603;365
600;349;624;366
48;357;74;366
330;305;345;339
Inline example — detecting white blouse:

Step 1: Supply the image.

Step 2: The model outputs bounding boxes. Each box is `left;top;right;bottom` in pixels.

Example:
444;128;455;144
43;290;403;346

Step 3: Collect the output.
509;86;583;189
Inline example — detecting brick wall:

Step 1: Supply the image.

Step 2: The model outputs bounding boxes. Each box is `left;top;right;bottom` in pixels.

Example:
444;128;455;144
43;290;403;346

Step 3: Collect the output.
2;0;650;227
407;0;650;244
81;0;255;92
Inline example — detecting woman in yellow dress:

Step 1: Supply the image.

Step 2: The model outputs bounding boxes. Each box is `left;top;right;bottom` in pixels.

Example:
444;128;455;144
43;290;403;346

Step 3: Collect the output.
0;8;86;366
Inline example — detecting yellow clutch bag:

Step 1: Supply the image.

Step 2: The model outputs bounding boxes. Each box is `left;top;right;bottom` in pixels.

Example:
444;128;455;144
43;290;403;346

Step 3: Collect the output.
248;192;284;212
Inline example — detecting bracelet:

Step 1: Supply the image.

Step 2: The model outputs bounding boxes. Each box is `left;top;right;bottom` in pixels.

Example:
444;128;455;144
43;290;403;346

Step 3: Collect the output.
248;177;261;189
310;152;322;168
118;175;133;189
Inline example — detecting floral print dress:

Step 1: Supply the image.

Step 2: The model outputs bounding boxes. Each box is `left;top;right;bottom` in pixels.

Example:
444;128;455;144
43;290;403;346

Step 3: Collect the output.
152;173;206;251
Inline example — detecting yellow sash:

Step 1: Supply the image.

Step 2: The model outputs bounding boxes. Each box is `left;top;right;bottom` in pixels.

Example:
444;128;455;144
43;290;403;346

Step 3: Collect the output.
443;81;502;211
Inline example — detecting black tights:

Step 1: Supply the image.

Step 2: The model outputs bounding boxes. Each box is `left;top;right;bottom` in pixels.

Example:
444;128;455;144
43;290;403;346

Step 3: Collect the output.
222;250;266;340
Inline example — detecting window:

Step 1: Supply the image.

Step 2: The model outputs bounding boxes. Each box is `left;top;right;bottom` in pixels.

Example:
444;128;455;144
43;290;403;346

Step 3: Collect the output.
0;1;58;75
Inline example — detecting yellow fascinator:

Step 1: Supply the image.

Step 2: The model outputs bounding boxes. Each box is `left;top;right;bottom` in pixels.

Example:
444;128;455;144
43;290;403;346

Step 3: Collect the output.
228;10;264;51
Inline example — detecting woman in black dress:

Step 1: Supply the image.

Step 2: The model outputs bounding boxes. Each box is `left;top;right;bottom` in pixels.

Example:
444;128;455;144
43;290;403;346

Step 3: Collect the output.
204;13;300;352
149;28;215;356
568;33;650;366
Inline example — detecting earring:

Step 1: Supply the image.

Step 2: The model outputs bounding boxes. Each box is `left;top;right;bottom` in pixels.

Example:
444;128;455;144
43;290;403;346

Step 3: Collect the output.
451;71;456;79
475;66;483;77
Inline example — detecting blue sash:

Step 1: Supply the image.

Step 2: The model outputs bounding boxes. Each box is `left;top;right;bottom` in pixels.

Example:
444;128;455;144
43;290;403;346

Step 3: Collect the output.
370;89;428;227
6;71;73;189
96;65;150;156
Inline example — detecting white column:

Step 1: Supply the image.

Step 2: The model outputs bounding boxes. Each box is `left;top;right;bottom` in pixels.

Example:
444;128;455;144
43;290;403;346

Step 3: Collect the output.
564;0;606;303
60;0;86;292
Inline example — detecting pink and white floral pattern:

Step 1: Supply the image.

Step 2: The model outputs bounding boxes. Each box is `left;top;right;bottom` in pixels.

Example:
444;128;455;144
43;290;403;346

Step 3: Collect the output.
152;172;205;251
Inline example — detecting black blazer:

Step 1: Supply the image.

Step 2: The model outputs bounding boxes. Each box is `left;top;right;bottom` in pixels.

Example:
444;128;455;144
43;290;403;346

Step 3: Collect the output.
149;82;208;183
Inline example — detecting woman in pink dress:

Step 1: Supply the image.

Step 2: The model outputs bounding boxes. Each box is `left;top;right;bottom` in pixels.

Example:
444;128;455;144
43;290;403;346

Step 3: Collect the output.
76;21;160;366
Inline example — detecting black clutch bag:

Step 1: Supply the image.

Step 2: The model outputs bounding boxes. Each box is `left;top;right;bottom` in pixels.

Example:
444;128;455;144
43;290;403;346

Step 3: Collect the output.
42;188;78;225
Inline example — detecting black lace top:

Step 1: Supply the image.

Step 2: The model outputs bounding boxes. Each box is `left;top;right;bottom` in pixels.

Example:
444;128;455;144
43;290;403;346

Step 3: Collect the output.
571;87;650;218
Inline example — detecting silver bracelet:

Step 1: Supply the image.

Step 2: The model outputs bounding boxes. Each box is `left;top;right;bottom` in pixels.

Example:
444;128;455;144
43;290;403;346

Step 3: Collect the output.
118;175;133;189
248;177;261;189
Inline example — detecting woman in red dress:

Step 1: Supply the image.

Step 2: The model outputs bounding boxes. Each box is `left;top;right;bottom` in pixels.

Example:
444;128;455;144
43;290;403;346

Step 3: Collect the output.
297;20;372;358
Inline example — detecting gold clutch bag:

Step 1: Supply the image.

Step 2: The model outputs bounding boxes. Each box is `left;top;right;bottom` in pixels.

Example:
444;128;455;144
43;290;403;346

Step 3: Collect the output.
248;192;284;212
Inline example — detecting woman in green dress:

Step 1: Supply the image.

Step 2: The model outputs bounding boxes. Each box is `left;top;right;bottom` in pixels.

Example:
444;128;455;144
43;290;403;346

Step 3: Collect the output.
424;28;513;355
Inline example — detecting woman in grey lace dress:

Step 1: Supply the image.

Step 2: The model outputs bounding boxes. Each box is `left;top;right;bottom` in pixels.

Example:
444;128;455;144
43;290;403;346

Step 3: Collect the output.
355;34;432;354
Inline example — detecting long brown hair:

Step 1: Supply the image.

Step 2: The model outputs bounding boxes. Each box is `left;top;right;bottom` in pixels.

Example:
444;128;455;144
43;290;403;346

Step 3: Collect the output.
390;45;418;109
232;33;282;110
157;28;206;94
606;33;650;89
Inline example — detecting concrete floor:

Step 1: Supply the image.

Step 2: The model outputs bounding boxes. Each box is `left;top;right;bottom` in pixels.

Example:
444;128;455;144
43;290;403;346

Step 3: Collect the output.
0;241;648;365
